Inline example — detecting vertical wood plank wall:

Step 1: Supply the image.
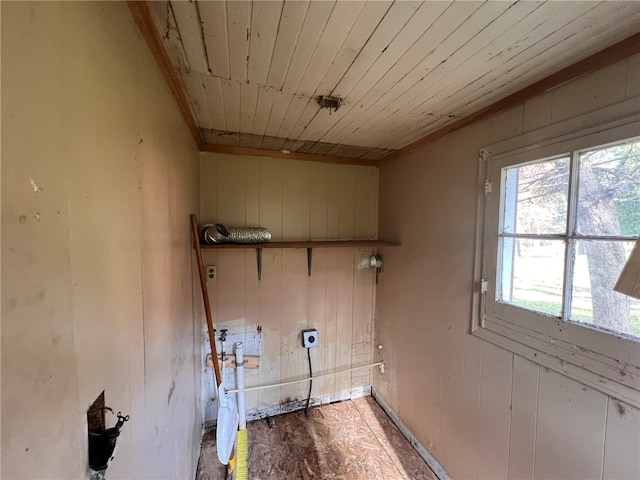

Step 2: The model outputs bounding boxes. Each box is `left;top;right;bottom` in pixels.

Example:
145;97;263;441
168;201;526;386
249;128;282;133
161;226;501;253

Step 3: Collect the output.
1;3;201;479
200;153;379;420
376;55;640;480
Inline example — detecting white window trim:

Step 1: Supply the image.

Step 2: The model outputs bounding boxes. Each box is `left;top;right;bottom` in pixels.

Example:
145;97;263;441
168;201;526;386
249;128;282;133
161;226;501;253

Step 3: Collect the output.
472;97;640;407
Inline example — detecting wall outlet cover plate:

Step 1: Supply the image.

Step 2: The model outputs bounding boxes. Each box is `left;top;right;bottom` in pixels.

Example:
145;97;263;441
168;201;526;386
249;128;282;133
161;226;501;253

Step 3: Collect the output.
206;265;217;282
302;329;319;348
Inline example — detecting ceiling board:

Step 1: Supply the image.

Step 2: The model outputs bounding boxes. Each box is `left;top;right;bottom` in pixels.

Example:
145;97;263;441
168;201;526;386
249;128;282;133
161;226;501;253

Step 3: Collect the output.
240;82;259;140
199;1;230;78
170;1;208;74
281;1;336;94
182;72;211;129
295;1;366;97
248;0;284;85
391;2;626;141
140;0;640;163
265;91;295;137
382;30;640;164
226;1;252;82
251;86;278;141
276;94;310;139
265;0;310;89
300;1;452;142
340;1;637;149
148;1;190;73
202;75;225;131
221;78;241;136
342;0;544;147
386;1;640;149
360;1;570;146
317;1;510;146
313;1;392;96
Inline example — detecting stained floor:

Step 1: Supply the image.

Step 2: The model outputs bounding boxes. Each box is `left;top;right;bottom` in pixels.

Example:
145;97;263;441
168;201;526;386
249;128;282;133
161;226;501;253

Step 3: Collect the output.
196;396;438;480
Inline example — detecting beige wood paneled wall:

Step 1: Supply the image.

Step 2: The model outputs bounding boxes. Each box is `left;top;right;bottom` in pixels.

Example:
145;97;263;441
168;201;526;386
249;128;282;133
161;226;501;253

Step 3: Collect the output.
377;55;640;480
200;154;378;417
1;3;201;478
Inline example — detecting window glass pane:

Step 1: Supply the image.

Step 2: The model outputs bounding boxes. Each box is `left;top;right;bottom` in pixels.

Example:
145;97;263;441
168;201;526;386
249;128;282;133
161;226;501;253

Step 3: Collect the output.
570;239;640;339
502;157;569;235
577;140;640;236
499;238;564;316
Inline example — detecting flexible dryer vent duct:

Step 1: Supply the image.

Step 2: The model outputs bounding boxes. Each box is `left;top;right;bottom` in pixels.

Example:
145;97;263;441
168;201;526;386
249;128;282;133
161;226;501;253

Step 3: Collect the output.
200;223;272;244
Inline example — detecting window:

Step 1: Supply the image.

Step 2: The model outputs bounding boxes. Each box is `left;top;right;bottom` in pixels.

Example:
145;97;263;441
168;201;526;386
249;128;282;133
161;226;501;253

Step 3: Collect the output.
498;140;640;338
474;110;640;407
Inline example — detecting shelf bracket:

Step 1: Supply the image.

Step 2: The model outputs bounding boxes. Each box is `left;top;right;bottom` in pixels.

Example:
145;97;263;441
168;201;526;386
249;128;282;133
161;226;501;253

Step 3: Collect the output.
307;248;313;277
256;248;263;281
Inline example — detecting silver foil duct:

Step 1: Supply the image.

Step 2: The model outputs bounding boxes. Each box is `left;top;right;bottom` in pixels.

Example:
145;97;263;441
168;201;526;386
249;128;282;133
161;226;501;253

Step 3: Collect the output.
200;224;230;244
226;226;272;244
199;223;271;244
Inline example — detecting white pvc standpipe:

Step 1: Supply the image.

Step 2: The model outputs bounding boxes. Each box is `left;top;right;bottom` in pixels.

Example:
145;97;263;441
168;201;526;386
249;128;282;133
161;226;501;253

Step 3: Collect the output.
234;342;247;430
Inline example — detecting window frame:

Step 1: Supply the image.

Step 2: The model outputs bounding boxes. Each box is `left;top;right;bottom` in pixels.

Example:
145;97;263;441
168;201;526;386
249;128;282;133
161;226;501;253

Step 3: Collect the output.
472;100;640;407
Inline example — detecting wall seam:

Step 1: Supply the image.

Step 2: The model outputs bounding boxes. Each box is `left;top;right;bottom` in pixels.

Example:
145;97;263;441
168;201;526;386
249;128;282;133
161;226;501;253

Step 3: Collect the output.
532;365;541;479
474;340;484;479
135;54;150;478
459;333;469;476
506;353;515;478
600;396;610;480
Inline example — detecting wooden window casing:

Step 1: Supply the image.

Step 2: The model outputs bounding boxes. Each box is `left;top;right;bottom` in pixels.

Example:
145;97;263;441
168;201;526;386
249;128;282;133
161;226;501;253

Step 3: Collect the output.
472;101;640;407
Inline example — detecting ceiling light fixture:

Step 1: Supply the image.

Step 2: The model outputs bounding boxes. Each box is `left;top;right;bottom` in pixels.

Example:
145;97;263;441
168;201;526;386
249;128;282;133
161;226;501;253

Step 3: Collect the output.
317;95;342;113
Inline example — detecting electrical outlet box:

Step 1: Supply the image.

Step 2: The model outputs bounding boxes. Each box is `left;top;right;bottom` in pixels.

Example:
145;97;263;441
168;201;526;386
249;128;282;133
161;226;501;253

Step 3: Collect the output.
302;329;319;348
206;265;217;282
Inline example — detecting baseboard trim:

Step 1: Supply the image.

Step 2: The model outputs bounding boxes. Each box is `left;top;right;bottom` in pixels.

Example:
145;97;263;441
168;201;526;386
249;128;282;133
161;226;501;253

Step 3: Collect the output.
247;385;372;421
372;389;450;480
204;385;372;429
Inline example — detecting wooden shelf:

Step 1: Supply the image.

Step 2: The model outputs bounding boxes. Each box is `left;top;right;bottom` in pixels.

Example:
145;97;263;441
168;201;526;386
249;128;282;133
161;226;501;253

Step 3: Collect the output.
192;212;400;281
200;240;400;249
199;239;400;280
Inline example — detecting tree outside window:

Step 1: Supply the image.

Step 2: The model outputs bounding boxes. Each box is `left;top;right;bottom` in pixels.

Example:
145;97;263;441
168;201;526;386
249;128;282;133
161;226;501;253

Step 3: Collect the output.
498;138;640;338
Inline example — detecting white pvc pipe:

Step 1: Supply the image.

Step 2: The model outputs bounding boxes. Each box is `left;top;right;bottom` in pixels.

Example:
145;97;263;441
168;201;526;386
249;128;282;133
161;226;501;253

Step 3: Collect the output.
225;361;385;394
234;342;247;430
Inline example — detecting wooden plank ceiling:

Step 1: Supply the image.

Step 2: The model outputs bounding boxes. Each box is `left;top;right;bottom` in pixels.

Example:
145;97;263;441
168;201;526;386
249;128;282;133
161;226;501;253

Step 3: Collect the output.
146;1;640;163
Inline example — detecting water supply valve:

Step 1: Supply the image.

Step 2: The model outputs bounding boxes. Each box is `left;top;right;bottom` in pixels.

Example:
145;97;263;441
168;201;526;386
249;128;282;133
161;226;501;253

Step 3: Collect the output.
220;329;228;360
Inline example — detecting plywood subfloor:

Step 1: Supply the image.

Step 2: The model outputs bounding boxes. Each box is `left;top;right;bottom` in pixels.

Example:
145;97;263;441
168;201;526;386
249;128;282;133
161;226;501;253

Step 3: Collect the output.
196;396;438;480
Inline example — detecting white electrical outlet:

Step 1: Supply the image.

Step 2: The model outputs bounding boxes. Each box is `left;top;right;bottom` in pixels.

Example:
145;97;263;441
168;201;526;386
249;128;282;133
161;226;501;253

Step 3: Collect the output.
302;329;319;348
206;265;217;282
